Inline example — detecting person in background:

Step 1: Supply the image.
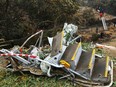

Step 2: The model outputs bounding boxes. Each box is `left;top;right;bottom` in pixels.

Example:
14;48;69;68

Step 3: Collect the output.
97;6;104;18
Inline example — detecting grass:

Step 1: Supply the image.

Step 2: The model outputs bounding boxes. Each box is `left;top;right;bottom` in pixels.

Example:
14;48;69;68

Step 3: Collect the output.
0;69;77;87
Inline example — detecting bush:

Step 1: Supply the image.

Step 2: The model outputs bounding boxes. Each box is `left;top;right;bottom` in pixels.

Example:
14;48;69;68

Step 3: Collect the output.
91;33;100;41
0;0;79;40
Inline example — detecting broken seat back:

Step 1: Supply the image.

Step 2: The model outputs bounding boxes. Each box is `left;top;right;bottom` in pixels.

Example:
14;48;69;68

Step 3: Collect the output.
51;31;64;57
60;42;82;70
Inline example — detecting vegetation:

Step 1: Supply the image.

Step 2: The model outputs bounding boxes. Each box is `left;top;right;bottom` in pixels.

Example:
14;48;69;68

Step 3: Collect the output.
0;68;76;87
0;0;99;41
0;0;79;40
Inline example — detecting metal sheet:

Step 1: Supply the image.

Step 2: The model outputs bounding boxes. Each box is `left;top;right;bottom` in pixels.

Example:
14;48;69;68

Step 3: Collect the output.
76;51;92;71
61;43;78;62
91;58;109;83
51;32;62;57
60;43;79;69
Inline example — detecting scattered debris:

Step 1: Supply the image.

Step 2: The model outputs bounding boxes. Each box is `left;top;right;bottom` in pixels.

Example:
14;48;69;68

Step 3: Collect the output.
96;43;116;50
101;17;108;30
0;23;113;87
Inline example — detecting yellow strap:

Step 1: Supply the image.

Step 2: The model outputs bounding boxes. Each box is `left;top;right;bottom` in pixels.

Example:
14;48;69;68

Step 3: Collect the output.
88;49;95;69
71;42;81;60
104;56;109;77
60;31;64;50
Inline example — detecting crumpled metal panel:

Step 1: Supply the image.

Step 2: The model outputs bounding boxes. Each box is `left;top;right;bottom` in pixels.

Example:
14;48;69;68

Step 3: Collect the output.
51;32;62;57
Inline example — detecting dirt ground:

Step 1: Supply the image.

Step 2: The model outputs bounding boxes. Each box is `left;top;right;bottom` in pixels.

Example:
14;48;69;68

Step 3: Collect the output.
100;25;116;57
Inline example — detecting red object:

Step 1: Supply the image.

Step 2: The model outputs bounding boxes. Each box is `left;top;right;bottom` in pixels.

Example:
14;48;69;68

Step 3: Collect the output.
30;55;36;58
19;48;22;53
19;54;22;56
25;54;28;57
0;53;36;58
100;13;103;17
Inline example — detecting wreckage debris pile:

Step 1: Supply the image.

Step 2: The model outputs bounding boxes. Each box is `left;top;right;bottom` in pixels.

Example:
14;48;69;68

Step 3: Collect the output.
0;23;114;87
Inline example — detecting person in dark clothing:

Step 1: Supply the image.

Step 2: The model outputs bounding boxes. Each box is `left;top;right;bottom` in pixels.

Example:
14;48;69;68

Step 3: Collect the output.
97;6;104;17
